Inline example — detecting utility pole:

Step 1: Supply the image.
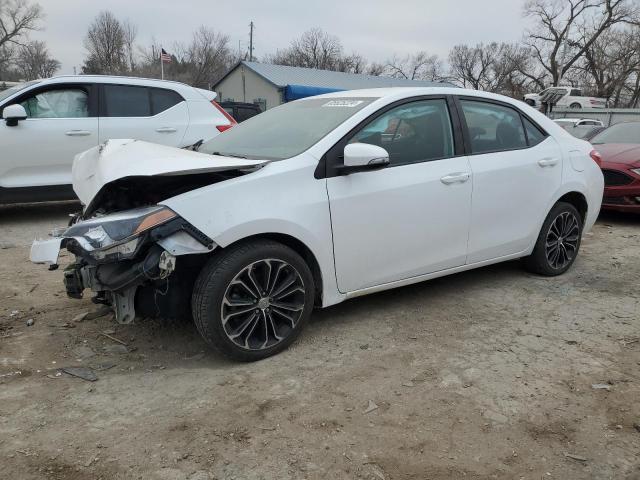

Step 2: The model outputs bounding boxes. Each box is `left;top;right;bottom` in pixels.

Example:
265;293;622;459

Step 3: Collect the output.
249;21;254;62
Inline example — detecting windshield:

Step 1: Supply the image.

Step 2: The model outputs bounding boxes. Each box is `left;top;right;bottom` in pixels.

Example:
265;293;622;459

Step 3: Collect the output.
0;80;40;104
199;97;377;160
591;122;640;145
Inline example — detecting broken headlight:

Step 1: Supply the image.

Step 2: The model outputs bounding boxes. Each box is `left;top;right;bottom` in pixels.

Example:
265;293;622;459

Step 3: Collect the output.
63;206;177;258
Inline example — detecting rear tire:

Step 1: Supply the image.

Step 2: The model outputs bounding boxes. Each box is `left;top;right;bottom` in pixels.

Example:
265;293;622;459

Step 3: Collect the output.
523;202;583;276
192;239;315;361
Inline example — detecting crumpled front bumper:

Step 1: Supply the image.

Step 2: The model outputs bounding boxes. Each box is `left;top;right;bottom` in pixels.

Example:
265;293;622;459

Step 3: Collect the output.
30;222;214;323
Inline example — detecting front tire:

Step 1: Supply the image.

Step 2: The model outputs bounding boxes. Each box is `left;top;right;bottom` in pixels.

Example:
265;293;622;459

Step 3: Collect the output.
569;102;582;109
523;202;583;276
192;239;315;361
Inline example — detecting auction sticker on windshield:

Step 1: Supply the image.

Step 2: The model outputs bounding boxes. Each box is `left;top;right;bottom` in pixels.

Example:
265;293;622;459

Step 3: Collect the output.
322;100;365;108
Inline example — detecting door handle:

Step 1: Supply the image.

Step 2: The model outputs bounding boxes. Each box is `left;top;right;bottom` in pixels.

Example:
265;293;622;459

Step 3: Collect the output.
65;130;91;137
538;157;559;167
155;127;177;133
440;172;470;185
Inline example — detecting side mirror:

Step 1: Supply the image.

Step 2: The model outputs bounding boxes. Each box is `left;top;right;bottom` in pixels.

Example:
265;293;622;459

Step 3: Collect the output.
339;143;389;174
4;104;27;127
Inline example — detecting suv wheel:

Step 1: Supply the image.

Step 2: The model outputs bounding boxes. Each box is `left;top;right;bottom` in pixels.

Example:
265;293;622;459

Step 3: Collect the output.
523;202;583;276
192;239;315;361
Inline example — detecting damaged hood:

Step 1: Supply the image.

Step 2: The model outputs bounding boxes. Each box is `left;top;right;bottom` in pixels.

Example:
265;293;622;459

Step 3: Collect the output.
73;139;268;207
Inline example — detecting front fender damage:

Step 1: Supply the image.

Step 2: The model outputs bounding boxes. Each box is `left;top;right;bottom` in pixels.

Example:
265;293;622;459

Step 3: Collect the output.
31;139;270;324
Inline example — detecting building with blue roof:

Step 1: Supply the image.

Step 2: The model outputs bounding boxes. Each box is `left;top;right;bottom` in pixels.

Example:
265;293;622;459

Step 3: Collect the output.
213;61;452;110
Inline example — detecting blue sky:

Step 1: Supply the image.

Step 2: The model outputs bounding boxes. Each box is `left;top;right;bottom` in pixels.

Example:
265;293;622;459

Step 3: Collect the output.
34;0;531;74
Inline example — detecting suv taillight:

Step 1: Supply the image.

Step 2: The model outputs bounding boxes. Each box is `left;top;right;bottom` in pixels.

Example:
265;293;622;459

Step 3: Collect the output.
211;100;237;132
590;150;602;167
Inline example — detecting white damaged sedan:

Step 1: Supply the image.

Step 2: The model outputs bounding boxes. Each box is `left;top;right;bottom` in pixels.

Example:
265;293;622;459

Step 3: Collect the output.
31;88;604;361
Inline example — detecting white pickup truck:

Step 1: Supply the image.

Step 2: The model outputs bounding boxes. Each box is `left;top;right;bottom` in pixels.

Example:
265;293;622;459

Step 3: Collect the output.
524;87;607;109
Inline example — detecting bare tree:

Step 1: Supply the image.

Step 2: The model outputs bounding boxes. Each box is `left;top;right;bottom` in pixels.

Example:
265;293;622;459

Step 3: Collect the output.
448;42;542;96
335;52;369;74
82;11;127;74
366;61;386;76
266;28;344;70
384;51;446;81
122;19;137;72
0;0;42;50
173;26;232;88
0;0;42;73
574;26;640;104
288;28;340;69
264;28;377;75
14;39;59;79
524;0;640;86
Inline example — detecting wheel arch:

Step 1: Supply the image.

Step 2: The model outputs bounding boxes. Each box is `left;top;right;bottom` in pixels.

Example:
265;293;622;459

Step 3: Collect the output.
526;187;591;256
216;232;325;307
556;191;588;222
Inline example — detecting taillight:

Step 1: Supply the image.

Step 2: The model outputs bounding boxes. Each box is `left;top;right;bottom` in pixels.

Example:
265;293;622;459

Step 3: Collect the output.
590;149;602;167
211;100;237;132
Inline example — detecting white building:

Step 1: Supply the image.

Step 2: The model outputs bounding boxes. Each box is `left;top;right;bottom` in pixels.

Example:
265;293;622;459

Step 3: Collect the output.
213;61;451;111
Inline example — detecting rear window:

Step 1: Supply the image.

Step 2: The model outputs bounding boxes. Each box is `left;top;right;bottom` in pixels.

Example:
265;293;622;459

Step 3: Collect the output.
150;88;183;115
103;85;150;117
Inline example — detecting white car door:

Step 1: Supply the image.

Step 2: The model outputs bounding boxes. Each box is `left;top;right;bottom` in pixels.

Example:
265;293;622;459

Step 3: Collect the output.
0;84;98;189
326;98;472;293
99;84;189;146
458;98;563;263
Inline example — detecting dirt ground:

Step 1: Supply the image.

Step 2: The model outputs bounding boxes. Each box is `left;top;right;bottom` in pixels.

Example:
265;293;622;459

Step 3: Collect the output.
1;202;639;480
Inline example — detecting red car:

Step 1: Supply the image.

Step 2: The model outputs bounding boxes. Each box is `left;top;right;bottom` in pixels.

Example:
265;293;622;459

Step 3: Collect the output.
590;122;640;213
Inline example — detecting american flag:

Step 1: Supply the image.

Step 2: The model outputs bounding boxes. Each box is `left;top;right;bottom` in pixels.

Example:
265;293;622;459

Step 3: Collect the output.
160;48;171;63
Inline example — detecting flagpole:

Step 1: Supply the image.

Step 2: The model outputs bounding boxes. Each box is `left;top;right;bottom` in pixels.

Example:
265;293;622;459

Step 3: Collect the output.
160;46;164;80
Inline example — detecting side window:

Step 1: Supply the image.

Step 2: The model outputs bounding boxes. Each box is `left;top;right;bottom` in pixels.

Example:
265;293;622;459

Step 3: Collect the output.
570;89;581;96
103;85;150;117
523;117;546;147
150;88;183;115
460;100;527;154
20;88;88;118
350;99;454;165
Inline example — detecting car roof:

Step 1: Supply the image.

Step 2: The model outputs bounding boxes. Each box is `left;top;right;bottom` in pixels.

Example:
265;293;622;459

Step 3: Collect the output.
309;86;538;110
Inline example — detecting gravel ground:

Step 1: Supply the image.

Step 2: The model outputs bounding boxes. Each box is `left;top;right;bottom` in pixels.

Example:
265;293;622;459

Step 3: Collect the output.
0;203;639;480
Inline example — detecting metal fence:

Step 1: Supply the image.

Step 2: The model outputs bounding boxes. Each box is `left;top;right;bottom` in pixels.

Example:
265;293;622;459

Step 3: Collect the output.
550;108;640;127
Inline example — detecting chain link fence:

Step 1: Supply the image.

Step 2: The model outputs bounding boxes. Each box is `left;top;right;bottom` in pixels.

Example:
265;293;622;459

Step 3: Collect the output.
550;108;640;127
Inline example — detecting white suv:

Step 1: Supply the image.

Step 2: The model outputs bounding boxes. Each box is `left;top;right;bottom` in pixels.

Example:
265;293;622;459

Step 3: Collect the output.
0;75;236;204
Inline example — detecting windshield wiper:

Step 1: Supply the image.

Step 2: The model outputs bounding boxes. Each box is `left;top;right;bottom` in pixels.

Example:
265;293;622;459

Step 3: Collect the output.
211;151;248;159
